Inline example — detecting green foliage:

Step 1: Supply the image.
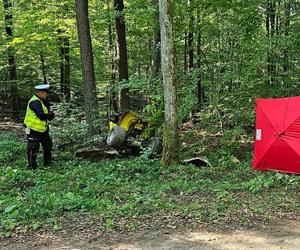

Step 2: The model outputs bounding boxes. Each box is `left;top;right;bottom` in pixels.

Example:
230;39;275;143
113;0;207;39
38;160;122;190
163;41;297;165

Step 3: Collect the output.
246;173;300;193
1;0;300;135
0;133;25;164
0;132;299;237
177;73;199;121
50;102;88;152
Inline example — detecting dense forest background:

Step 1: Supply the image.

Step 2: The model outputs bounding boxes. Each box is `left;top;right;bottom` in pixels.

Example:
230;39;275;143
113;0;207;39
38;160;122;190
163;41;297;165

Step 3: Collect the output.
0;0;300;130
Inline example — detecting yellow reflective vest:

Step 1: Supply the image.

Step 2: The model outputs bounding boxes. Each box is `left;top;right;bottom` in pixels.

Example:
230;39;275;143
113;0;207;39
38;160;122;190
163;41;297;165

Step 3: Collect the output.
24;95;49;132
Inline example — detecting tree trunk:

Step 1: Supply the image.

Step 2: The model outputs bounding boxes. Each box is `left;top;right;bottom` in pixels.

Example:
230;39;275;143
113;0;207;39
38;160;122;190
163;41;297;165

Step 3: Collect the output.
184;32;188;72
40;52;48;85
270;2;276;37
150;0;161;81
275;0;280;36
283;0;291;74
266;1;276;84
196;17;203;105
3;0;19;120
188;0;194;70
266;2;270;38
114;0;130;111
108;7;118;112
59;34;71;101
75;0;100;136
158;0;180;165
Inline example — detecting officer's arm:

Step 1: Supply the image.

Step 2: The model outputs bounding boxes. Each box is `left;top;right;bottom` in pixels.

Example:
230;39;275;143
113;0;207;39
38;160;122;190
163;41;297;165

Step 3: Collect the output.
44;99;55;121
29;100;52;120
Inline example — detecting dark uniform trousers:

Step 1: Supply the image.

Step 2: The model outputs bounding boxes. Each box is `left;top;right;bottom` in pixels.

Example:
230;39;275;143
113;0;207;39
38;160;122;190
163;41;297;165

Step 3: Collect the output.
27;130;52;169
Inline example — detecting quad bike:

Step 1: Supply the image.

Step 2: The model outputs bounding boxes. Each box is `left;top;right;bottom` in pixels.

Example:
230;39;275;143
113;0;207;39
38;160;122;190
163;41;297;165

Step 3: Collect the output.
106;111;163;156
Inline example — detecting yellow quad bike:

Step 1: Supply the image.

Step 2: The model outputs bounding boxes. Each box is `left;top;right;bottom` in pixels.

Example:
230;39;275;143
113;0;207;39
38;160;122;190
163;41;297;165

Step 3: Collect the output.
106;111;162;156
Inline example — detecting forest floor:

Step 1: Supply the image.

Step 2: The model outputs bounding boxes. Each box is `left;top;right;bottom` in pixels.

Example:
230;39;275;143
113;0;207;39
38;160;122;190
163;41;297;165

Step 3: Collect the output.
0;121;299;249
1;218;300;249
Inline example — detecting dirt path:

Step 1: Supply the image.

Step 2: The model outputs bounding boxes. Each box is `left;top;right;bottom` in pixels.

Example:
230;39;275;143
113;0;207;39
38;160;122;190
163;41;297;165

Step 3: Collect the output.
1;220;300;250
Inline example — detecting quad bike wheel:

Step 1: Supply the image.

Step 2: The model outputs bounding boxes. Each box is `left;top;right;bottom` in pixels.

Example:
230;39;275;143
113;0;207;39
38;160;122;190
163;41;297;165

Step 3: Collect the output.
106;126;126;148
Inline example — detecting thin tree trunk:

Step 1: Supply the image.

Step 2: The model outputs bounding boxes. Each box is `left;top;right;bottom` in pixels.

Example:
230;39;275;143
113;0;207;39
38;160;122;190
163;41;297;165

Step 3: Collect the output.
59;3;71;101
59;34;71;101
188;0;194;70
270;2;276;37
184;32;188;72
270;1;276;84
150;0;161;81
75;0;100;136
275;0;280;36
108;7;118;112
158;0;180;165
64;37;71;101
196;16;203;105
114;0;130;111
40;52;48;85
283;0;291;74
3;0;19;120
266;2;271;82
266;1;276;84
266;2;270;38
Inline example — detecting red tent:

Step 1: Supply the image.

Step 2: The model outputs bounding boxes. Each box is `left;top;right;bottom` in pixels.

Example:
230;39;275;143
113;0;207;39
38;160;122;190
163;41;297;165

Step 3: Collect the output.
253;96;300;174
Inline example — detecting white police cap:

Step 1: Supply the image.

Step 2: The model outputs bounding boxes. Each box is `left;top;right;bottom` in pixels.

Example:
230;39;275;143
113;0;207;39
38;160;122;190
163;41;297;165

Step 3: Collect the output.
35;84;50;91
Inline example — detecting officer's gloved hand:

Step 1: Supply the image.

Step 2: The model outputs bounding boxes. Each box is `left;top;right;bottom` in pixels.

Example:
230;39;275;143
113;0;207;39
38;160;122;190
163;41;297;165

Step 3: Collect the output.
48;111;55;121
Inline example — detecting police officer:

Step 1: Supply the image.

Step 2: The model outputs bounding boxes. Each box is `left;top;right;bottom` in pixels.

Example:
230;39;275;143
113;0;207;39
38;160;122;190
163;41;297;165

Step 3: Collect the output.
24;84;55;170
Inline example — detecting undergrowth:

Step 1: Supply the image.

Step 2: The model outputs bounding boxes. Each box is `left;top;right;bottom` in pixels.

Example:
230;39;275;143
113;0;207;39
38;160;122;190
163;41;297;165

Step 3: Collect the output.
0;130;299;237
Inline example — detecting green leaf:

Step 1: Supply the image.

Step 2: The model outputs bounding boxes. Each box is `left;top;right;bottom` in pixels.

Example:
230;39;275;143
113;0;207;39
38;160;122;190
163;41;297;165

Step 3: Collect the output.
11;37;25;45
32;222;40;230
4;205;18;214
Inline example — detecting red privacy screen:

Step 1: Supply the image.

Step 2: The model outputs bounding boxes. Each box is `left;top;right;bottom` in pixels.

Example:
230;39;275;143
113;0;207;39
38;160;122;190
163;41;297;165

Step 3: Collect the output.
253;96;300;174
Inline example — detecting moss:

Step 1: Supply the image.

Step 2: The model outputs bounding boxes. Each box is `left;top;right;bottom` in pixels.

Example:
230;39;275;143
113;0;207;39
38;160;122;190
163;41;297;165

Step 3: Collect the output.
161;124;180;165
